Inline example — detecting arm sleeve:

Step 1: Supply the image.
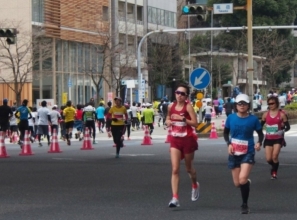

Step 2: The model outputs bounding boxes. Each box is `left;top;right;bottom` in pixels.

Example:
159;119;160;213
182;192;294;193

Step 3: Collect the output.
255;129;264;144
261;120;265;127
284;121;290;132
223;127;231;146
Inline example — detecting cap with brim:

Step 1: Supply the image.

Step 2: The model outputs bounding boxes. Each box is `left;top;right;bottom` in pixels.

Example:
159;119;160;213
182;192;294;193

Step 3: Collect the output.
114;97;122;101
146;103;152;106
235;94;250;103
53;105;58;108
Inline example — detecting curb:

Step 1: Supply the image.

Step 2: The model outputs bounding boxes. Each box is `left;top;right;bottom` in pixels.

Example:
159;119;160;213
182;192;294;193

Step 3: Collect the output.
197;132;223;138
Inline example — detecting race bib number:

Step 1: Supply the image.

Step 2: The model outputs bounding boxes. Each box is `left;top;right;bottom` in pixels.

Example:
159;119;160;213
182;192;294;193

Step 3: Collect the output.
231;138;248;156
171;121;187;137
266;124;278;134
114;112;123;120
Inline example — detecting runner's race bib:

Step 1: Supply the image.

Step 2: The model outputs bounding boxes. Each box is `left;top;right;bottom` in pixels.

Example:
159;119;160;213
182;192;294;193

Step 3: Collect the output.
266;124;278;135
171;121;187;137
231;138;248;156
114;112;124;120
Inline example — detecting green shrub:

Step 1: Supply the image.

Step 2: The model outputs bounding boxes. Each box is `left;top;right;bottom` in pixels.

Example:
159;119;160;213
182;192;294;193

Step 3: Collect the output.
284;103;297;111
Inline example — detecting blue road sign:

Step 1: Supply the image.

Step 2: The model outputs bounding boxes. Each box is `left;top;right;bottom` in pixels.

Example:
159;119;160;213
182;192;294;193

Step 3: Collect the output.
190;67;211;89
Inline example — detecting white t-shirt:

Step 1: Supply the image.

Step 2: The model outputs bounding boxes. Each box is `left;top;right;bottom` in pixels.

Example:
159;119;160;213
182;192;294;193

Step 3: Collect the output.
278;96;286;107
130;106;138;117
28;114;34;126
31;112;37;125
205;106;213;114
10;111;17;126
48;110;61;125
37;107;50;125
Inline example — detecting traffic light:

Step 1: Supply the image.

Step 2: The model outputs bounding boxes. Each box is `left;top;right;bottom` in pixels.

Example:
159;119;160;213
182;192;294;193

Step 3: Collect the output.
181;4;207;21
0;28;17;45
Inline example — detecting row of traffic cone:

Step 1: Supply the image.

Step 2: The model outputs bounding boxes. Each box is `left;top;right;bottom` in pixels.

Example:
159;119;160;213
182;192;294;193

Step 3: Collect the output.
0;127;96;158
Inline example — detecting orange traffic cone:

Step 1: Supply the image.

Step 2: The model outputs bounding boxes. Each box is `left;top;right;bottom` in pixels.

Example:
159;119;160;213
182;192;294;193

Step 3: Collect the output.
81;128;94;150
165;126;172;143
19;130;34;156
141;126;152;145
48;129;62;153
209;122;218;139
0;131;9;158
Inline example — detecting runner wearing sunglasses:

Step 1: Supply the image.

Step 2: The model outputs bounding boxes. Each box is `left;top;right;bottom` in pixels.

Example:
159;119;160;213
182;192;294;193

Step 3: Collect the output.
261;96;290;180
223;94;263;214
166;83;199;208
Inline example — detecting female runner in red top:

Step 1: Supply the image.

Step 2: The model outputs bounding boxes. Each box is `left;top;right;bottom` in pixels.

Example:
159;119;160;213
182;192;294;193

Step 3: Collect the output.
261;96;290;179
165;83;199;208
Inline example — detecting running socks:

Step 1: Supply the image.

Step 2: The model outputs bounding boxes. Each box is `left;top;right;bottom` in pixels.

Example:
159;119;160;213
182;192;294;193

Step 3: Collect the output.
173;194;179;199
240;180;250;205
272;162;279;172
192;183;198;189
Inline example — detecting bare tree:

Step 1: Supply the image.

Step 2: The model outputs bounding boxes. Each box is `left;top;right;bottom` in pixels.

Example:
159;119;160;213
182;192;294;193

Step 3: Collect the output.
0;21;52;105
253;30;295;87
147;33;181;100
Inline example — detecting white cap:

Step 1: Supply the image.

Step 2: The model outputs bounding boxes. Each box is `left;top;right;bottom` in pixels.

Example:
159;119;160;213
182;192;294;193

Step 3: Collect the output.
53;105;58;108
235;94;250;103
145;103;152;106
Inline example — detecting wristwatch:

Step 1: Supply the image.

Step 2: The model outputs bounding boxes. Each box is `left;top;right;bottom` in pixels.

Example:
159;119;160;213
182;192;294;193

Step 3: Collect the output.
182;117;186;122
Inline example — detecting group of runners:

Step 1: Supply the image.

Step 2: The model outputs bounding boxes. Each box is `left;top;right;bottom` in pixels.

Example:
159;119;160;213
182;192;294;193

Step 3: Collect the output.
0;86;291;214
164;85;290;215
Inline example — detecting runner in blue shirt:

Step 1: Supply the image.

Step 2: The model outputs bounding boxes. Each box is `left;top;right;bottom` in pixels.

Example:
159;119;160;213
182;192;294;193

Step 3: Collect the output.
15;99;32;147
96;103;105;133
223;94;264;214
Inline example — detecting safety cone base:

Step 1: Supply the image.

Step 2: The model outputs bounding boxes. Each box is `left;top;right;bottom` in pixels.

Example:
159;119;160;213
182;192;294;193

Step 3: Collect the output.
19;152;34;156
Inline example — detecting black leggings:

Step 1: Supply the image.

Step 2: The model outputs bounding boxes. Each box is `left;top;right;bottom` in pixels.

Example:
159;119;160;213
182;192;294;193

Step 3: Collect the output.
85;121;96;139
126;124;131;137
111;125;126;154
18;120;28;142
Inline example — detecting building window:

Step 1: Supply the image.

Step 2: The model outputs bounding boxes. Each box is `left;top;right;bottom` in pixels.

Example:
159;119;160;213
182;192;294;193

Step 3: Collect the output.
102;6;108;21
147;6;176;28
32;0;44;23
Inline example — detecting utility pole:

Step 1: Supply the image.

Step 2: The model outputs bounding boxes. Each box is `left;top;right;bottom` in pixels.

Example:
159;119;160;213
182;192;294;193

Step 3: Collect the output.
246;0;254;110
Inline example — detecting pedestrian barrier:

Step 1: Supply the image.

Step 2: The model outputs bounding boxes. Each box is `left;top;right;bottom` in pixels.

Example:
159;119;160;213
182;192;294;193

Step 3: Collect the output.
20;130;34;156
81;128;94;150
165;126;172;143
0;131;9;158
196;122;212;134
141;126;152;145
48;129;62;153
209;122;218;139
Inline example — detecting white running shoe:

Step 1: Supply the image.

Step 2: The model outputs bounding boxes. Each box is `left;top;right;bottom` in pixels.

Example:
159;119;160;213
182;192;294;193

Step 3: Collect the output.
191;182;200;201
168;198;180;208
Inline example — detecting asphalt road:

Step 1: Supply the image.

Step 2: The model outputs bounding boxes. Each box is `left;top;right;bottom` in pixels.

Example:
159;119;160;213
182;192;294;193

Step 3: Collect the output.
0;124;297;220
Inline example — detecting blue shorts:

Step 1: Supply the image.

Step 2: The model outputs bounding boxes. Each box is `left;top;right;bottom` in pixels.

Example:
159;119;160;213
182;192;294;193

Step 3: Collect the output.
74;120;83;131
228;153;255;169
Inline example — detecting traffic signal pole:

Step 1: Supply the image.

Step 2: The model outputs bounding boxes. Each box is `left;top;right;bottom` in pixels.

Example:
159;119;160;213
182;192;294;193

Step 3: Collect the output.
137;25;297;103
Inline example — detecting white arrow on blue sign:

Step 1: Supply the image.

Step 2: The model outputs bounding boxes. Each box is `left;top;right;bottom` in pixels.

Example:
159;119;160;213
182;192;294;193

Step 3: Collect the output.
190;68;211;90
